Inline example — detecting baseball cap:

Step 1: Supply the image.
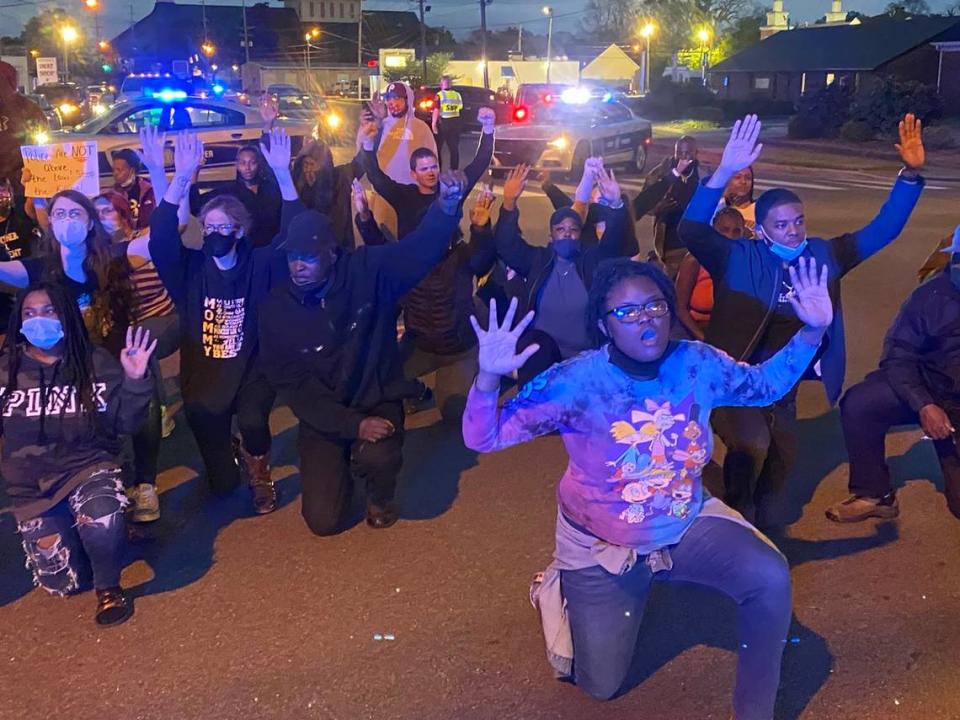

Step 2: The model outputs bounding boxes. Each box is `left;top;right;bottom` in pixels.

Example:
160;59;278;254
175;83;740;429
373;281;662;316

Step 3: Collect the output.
384;82;406;98
549;207;583;230
281;210;337;255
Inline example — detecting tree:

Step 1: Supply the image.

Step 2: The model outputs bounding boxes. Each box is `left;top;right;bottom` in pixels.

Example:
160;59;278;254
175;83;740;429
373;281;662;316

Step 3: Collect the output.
884;0;931;16
581;0;640;43
21;8;104;84
713;10;763;63
425;52;453;85
638;0;752;55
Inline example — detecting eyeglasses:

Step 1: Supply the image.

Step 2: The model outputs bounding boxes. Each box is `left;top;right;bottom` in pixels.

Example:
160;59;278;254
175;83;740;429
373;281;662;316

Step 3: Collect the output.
605;300;670;323
203;224;237;235
51;209;86;221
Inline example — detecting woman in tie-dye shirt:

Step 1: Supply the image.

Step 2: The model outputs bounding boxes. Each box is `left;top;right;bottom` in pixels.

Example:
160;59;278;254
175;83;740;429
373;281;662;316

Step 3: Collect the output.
463;255;833;720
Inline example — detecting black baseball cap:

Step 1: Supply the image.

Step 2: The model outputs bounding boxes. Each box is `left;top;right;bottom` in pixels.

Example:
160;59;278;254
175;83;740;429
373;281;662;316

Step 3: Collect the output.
384;82;406;98
281;211;337;255
549;207;583;229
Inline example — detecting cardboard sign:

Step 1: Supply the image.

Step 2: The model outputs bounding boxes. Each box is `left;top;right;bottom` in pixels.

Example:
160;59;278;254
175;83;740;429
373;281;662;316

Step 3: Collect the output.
20;141;99;198
35;57;58;87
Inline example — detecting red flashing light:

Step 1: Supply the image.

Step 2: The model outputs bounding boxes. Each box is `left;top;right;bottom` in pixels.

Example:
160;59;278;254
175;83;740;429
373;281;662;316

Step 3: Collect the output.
512;105;529;122
367;59;378;67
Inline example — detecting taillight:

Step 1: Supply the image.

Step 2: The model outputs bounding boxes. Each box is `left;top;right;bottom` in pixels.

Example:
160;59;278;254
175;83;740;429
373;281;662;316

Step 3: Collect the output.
513;105;529;122
543;93;554;104
644;136;652;145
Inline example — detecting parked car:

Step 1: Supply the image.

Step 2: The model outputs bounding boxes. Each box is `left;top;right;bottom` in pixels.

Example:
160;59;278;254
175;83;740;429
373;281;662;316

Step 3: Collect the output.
26;94;62;131
49;95;315;188
33;83;89;127
492;96;652;176
414;84;511;130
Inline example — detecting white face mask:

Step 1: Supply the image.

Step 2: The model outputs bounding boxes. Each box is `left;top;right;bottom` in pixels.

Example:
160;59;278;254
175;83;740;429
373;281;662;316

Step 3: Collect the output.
52;219;88;248
101;217;121;235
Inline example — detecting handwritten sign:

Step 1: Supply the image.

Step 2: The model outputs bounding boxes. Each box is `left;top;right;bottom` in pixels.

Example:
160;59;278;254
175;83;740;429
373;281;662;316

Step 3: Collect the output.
20;141;99;198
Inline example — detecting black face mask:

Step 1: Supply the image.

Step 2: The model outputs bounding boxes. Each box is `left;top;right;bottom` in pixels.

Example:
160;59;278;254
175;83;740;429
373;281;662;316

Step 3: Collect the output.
203;231;237;259
0;199;11;215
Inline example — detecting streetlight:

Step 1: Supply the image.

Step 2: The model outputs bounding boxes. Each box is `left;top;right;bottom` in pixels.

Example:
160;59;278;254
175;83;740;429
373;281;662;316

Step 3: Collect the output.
59;25;78;82
542;6;553;83
640;22;655;95
697;27;711;85
201;42;215;58
84;0;102;47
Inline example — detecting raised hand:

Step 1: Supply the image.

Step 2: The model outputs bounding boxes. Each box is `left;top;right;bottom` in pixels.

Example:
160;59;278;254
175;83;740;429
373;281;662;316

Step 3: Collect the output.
470;187;495;227
787;256;833;330
477;106;496;133
895;113;925;170
502;164;530;210
259;93;279;126
137;124;167;173
718;114;763;176
674;157;694;175
120;325;159;380
470;297;539;384
596;166;622;207
438;170;467;215
259;127;291;171
351;178;370;219
173;131;204;177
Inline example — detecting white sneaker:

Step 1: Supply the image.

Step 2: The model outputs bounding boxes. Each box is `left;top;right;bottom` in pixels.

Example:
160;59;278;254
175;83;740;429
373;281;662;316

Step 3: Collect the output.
161;406;176;439
131;483;160;523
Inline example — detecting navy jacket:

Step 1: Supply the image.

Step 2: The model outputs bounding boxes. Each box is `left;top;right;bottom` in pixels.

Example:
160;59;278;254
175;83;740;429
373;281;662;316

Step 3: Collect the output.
879;270;960;414
679;174;924;403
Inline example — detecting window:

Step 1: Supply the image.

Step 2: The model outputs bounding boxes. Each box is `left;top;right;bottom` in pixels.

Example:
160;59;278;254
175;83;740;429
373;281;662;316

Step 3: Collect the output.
340;2;344;18
723;75;729;87
170;105;244;130
753;77;771;90
826;72;836;86
349;1;355;17
106;106;165;134
309;1;315;17
320;1;325;16
800;72;807;95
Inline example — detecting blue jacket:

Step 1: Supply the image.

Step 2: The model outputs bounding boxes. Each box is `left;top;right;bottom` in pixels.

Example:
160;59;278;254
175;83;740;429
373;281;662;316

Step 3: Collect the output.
679;174;924;404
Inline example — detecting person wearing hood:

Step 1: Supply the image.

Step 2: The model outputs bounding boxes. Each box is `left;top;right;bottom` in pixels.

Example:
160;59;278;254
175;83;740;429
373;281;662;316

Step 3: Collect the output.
492;162;629;387
256;170;467;534
0;176;38;332
357;82;437;240
111;148;156;232
1;281;155;626
0;61;46;194
679;113;925;527
145;127;300;515
189;143;282;248
292;138;363;249
827;226;960;524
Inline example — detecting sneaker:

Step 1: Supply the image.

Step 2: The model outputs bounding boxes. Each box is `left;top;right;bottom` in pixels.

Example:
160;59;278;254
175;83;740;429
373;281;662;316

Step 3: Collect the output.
131;483;160;523
161;405;176;439
825;492;899;523
95;586;133;626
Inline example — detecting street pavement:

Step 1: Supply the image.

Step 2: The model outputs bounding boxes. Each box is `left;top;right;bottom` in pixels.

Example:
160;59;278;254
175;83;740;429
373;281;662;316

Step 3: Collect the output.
1;136;960;720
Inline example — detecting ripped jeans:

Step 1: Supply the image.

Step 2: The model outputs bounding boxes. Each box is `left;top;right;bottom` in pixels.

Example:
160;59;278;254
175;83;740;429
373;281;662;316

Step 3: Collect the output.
17;468;129;595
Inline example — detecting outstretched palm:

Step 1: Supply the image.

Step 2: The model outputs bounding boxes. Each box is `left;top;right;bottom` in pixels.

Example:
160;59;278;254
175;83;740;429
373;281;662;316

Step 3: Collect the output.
718;114;763;174
120;326;159;380
260;127;291;170
137;125;167;173
787;257;833;329
895;113;925;170
173;131;204;176
470;298;539;377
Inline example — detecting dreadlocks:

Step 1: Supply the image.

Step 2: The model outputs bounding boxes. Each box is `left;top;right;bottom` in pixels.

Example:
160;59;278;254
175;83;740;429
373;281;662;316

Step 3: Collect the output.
2;282;98;422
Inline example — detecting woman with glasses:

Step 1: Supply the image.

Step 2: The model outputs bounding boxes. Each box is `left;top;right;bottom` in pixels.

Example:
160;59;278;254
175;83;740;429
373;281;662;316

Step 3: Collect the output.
141;127;301;515
462;256;834;719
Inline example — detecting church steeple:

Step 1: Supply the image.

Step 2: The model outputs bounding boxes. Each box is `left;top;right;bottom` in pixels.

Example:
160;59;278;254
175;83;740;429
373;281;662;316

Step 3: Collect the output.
761;0;790;39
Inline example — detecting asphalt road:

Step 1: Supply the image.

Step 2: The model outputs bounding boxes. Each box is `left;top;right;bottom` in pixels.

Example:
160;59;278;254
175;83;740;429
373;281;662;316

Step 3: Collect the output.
2;136;960;720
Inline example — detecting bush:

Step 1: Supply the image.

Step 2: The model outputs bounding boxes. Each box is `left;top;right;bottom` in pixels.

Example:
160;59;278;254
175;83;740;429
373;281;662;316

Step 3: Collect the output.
920;125;956;149
788;113;825;139
688;105;724;123
638;79;718;120
839;120;874;142
794;83;854;137
850;77;942;134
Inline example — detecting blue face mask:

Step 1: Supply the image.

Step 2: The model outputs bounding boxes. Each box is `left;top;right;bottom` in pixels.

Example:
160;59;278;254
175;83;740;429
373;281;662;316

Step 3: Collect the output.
21;316;64;350
759;225;808;262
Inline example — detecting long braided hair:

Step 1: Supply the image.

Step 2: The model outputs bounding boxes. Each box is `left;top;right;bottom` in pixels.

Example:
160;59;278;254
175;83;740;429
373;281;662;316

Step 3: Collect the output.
1;282;99;438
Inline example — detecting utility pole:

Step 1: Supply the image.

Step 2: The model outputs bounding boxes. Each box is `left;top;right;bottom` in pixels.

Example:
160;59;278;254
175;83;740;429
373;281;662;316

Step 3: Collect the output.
418;0;427;84
518;25;522;58
357;0;363;98
241;0;250;64
479;0;489;89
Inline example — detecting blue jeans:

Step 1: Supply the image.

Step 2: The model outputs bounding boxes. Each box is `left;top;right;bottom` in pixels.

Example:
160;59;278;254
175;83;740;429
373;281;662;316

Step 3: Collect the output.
18;468;129;594
560;516;791;720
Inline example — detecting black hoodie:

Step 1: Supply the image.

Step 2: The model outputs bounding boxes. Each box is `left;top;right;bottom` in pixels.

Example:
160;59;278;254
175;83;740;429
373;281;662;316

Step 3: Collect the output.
0;346;152;521
257;201;461;440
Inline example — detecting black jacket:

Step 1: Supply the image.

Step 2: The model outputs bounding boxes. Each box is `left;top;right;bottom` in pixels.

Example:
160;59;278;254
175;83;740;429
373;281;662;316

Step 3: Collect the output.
879;270;960;414
491;203;628;316
189;179;283;248
0;347;152;521
257;202;462;440
640;158;700;255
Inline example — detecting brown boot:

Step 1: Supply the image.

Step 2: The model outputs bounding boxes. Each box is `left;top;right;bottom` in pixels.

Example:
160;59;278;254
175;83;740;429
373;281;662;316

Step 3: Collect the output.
825;492;899;523
236;441;277;515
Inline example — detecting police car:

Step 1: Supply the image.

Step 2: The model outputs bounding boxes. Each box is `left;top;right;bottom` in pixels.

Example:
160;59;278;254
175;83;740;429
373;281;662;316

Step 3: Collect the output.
46;91;316;187
493;87;653;176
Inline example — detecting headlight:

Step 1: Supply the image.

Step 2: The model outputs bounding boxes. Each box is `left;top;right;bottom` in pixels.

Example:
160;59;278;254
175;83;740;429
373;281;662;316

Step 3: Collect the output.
59;103;78;116
548;136;569;150
32;130;49;144
324;112;342;129
91;102;107;116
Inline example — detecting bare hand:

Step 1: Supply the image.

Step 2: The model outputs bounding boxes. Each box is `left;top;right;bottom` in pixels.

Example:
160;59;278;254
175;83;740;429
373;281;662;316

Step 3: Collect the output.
596;166;622;207
173;131;204;177
718;114;763;176
260;127;291;171
358;416;395;443
674;157;694;175
351;178;370;218
137;124;167;172
895;113;925;170
502;164;530;210
470;188;495;227
120;326;159;380
477;106;496;132
786;257;833;330
438;170;467;215
259;93;279;125
470;297;539;379
920;404;954;440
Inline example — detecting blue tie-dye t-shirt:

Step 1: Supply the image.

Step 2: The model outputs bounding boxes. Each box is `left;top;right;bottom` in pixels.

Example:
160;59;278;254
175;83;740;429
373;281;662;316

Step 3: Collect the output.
463;335;817;552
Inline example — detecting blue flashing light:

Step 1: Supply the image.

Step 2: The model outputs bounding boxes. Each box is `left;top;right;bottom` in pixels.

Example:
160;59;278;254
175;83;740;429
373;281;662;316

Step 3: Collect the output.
156;88;188;102
601;92;613;103
212;84;225;95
